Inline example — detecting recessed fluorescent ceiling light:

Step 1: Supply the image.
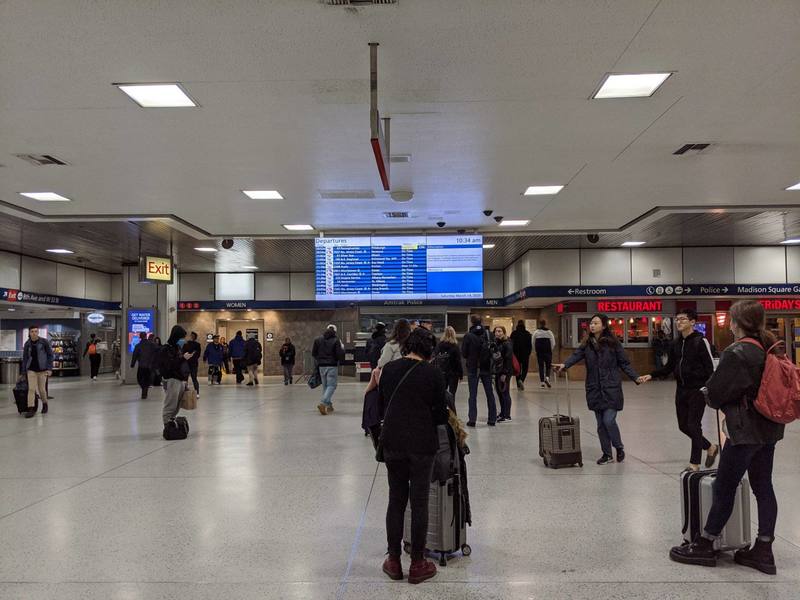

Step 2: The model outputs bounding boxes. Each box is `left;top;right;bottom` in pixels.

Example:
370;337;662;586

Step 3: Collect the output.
499;220;530;227
115;83;196;108
593;73;672;99
242;190;283;200
242;266;259;269
283;224;314;231
19;192;71;202
524;185;564;196
621;241;646;247
194;247;217;252
46;248;73;254
781;239;800;244
786;181;800;191
483;244;495;249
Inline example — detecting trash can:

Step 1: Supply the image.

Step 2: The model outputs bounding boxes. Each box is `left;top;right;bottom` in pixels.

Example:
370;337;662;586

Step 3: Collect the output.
1;358;20;385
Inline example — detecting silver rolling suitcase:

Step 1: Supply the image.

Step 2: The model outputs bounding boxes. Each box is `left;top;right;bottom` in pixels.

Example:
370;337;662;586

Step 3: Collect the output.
538;370;583;468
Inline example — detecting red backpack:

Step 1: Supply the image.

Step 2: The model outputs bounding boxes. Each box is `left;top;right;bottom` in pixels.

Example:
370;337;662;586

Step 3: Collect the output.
741;338;800;424
512;354;521;377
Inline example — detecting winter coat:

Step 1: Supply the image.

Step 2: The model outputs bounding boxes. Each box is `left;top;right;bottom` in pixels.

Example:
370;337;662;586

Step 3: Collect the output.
23;338;54;372
130;338;157;369
366;331;387;369
203;343;225;366
312;330;345;367
510;328;533;358
494;338;514;376
183;340;202;367
377;340;403;369
651;331;714;389
533;328;556;356
279;343;296;366
433;341;464;379
705;340;785;446
228;335;246;359
159;326;189;381
244;339;263;366
461;324;492;373
563;338;640;411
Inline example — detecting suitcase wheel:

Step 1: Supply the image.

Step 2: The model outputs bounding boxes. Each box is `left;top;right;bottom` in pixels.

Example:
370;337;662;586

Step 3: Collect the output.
461;544;472;557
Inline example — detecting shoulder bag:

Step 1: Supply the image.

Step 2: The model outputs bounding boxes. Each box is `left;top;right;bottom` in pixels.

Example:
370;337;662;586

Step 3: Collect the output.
375;361;420;462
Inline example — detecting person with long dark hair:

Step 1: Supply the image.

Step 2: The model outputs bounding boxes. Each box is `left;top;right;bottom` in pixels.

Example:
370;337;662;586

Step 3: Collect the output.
555;314;643;464
510;320;532;390
493;325;514;422
377;319;412;369
670;300;785;575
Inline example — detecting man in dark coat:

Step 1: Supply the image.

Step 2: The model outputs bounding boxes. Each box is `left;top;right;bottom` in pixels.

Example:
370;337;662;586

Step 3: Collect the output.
130;332;157;399
510;320;533;390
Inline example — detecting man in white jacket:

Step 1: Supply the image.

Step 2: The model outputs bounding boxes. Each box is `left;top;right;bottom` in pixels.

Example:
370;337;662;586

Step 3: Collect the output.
533;320;556;388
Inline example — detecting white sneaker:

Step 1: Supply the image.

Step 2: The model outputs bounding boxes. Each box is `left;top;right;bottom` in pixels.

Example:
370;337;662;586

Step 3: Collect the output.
541;383;546;388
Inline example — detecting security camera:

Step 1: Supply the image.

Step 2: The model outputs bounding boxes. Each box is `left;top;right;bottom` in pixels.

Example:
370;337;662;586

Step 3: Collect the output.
587;234;600;244
494;216;504;223
483;210;494;217
436;221;446;228
221;239;234;249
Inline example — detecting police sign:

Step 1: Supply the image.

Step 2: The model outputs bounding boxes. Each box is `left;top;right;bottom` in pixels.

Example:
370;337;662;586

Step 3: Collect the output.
139;255;174;284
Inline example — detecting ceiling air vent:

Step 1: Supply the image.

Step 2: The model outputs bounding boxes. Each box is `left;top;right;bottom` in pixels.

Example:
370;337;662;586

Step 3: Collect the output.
390;154;412;163
383;211;409;219
324;0;396;5
14;153;69;166
319;189;375;200
673;143;712;155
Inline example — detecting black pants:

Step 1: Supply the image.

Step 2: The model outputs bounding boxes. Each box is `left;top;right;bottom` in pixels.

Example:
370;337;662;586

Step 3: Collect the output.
676;387;712;465
188;363;199;394
384;450;435;560
705;442;777;539
496;374;512;419
89;354;101;378
446;374;459;399
233;358;245;383
537;352;552;383
467;370;497;425
136;367;152;398
515;353;530;385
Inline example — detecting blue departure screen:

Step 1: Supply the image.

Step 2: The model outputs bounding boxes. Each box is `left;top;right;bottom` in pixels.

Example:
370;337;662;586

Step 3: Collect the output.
315;235;483;301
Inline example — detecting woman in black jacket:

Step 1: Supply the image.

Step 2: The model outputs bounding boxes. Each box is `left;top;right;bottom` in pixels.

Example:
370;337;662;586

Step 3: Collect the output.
556;314;643;465
433;326;463;398
493;326;514;423
670;300;785;575
378;328;448;585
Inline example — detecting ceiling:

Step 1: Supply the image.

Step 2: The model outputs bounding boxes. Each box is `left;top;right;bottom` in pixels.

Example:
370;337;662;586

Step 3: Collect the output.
1;0;799;238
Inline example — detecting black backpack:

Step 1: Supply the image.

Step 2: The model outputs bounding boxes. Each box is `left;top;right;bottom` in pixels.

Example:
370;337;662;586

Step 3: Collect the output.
478;330;496;372
434;348;452;374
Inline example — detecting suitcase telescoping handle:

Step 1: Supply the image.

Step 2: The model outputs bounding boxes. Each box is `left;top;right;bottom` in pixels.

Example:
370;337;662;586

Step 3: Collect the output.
553;368;571;419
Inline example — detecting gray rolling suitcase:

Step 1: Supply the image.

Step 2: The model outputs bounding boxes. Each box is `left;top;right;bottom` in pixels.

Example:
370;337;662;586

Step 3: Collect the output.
539;370;583;468
680;410;751;551
403;425;471;566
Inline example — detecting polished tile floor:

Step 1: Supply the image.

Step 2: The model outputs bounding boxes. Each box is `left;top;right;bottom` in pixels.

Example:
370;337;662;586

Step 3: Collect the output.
1;374;799;599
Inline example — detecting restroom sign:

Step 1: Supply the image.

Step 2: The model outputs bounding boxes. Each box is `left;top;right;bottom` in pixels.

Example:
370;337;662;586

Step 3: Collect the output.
139;255;174;284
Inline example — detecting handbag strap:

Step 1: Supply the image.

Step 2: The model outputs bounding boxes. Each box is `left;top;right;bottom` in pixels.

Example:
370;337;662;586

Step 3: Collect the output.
382;360;421;427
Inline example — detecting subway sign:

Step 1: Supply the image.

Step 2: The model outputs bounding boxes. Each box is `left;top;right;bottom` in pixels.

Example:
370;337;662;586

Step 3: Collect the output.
759;299;800;311
597;300;663;312
139;255;174;284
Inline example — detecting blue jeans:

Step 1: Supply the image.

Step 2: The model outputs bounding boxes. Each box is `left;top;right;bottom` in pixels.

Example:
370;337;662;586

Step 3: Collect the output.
319;366;338;407
594;408;623;455
467;370;497;424
705;442;777;539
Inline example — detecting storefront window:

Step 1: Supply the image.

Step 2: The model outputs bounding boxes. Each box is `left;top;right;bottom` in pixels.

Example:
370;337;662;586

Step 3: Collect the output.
627;316;650;344
609;318;624;343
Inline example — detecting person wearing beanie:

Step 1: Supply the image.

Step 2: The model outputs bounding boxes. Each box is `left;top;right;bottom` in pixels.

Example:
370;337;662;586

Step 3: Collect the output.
312;324;345;414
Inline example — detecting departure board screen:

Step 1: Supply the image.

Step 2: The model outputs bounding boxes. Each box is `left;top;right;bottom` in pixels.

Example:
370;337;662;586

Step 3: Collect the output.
315;235;483;301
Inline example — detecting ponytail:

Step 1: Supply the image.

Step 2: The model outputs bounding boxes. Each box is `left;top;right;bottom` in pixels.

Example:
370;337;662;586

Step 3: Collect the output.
730;300;780;354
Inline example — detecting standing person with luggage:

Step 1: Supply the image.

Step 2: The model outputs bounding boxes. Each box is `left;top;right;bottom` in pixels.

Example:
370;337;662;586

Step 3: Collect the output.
130;332;157;399
378;328;448;584
640;308;718;472
434;326;464;398
670;300;785;575
279;337;296;385
202;335;225;385
533;320;556;388
182;332;202;397
158;325;193;432
555;314;644;465
312;324;345;414
461;315;498;428
83;333;102;381
244;335;263;386
366;322;387;370
493;326;514;423
378;319;411;369
229;331;246;384
21;326;53;418
510;320;532;391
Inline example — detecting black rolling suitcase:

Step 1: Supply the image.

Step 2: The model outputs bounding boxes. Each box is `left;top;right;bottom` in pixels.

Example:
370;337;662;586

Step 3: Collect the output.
539;370;583;468
13;378;39;414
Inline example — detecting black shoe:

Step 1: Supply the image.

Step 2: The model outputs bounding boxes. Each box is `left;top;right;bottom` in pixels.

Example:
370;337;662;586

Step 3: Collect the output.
24;408;37;418
246;382;254;387
669;536;717;567
284;381;289;386
41;402;48;414
616;449;625;463
545;378;552;388
496;417;507;423
487;422;496;427
255;378;259;385
596;454;614;465
466;422;476;428
734;540;777;575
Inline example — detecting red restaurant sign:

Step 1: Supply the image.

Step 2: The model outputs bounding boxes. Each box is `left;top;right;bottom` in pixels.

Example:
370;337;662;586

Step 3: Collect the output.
759;299;800;311
597;300;663;312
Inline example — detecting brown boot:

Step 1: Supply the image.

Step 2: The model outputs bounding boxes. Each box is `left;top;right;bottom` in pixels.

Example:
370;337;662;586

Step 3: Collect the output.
408;557;437;584
381;554;403;581
735;539;777;575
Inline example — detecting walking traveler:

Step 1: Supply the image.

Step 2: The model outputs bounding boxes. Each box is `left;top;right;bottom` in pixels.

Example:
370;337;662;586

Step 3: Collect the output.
130;332;157;399
312;324;345;414
183;332;202;397
533;320;556;388
461;315;498;427
641;308;718;472
22;326;53;418
510;320;532;390
202;334;225;385
366;322;388;369
377;319;411;369
493;326;514;422
378;327;448;584
229;331;246;384
279;337;296;385
555;314;644;465
670;300;785;575
434;326;464;398
151;336;163;387
220;336;231;374
158;325;192;427
244;335;263;386
112;339;122;379
83;333;102;380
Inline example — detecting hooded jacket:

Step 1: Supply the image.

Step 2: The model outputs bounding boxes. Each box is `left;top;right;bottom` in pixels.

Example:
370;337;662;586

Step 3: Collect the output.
366;329;387;369
131;337;157;369
461;324;492;373
244;338;263;366
312;329;345;367
160;325;189;381
510;326;533;358
203;342;225;366
563;336;640;411
228;334;246;359
651;331;714;389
